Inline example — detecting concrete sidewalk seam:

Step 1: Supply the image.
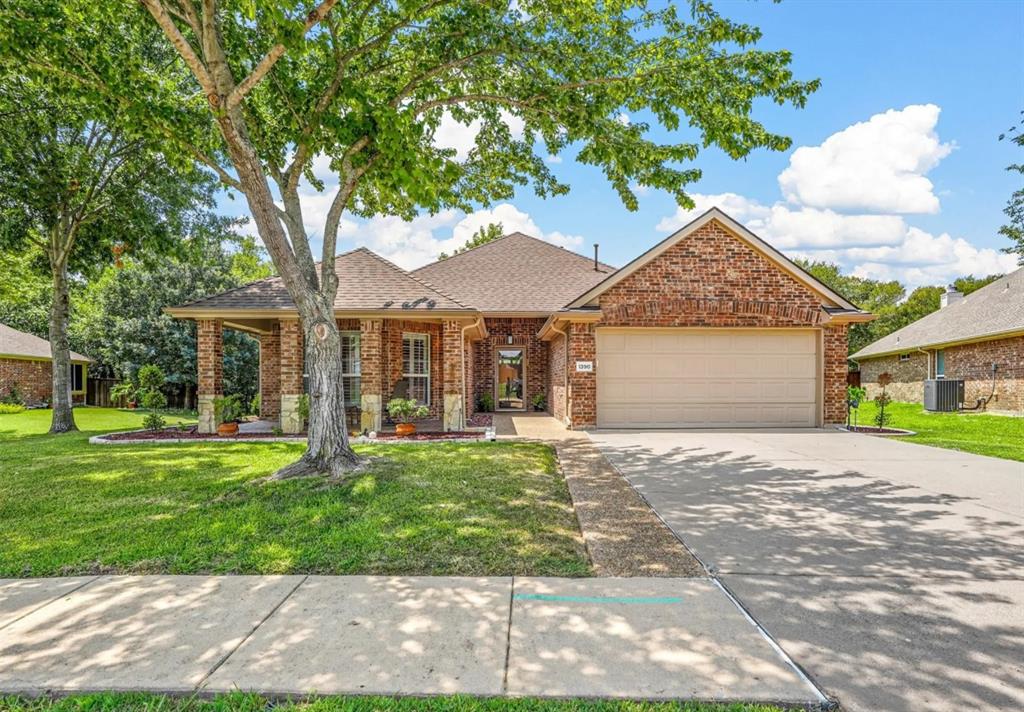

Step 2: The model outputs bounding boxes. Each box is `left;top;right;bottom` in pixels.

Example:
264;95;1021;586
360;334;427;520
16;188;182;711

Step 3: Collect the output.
0;576;101;633
501;575;515;695
194;575;308;691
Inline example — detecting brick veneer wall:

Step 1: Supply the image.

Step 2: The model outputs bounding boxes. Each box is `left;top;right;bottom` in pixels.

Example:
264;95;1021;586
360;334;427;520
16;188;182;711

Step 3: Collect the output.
948;336;1023;412
279;319;303;396
860;352;928;403
259;323;281;419
566;322;597;428
547;331;567;423
861;336;1023;413
597;221;824;329
196;319;223;395
1;357;51;405
823;325;849;425
471;318;548;412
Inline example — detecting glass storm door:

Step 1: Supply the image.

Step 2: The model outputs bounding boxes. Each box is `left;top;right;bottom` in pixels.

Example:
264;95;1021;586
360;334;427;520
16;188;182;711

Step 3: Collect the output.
496;348;525;410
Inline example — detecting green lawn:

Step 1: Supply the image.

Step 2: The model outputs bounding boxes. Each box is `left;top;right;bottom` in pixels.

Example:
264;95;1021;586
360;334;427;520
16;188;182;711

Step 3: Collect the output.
0;693;785;712
0;408;589;577
849;400;1024;461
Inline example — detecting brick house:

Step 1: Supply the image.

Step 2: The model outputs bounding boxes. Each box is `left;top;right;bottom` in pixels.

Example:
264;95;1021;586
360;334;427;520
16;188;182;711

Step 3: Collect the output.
166;208;872;433
0;323;93;406
852;268;1023;414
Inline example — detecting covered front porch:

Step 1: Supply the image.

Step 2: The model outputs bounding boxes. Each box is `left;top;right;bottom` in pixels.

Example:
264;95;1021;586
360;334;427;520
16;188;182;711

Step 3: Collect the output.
193;316;486;434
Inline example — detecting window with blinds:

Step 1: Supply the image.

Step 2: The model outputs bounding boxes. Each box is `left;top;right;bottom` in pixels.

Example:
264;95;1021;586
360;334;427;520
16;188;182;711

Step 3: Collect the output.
340;332;361;407
402;333;430;405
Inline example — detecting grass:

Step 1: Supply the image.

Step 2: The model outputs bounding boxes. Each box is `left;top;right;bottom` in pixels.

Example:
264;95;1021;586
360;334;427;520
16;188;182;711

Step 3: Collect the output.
849;400;1024;461
0;694;786;712
0;408;589;577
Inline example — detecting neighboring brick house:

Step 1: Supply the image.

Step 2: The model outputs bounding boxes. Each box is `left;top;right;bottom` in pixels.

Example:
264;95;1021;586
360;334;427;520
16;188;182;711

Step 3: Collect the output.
166;208;872;432
852;268;1024;414
0;323;93;406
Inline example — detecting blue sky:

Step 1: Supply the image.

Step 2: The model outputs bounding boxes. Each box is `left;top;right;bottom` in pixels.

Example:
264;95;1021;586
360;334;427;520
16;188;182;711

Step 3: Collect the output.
219;0;1023;287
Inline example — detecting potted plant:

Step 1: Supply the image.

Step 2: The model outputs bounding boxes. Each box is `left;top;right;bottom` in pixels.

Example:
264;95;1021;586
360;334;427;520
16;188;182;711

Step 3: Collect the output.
387;397;429;436
214;394;243;436
531;393;547;412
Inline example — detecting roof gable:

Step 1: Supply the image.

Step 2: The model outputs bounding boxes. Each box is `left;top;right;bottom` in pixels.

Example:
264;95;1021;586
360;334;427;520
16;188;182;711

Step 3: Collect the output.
412;232;614;313
0;323;92;362
566;208;859;311
852;267;1024;358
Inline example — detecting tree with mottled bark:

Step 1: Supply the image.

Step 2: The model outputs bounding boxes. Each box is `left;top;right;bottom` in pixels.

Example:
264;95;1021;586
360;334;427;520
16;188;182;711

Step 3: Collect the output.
2;0;819;474
0;75;218;433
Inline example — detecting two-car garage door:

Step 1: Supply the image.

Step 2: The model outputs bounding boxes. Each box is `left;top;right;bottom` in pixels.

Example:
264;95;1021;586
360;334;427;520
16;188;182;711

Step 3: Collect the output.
596;328;820;428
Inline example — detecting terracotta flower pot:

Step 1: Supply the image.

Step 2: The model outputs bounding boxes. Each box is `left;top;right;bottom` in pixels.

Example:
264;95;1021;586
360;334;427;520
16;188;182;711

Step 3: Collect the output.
395;422;416;437
217;422;239;436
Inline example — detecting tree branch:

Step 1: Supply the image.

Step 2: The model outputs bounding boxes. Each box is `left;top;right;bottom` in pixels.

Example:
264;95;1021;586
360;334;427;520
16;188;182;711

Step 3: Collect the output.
225;0;341;110
139;0;216;100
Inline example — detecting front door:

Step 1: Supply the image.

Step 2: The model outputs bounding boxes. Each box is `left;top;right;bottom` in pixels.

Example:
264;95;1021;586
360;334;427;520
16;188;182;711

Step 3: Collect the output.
496;348;526;410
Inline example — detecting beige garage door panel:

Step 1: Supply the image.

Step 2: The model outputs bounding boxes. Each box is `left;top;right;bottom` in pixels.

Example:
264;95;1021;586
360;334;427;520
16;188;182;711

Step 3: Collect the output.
597;329;819;428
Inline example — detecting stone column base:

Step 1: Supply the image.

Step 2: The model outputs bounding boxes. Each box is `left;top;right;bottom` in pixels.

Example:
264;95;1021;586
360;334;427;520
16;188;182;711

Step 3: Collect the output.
443;393;464;432
197;394;217;434
360;393;382;433
281;394;304;434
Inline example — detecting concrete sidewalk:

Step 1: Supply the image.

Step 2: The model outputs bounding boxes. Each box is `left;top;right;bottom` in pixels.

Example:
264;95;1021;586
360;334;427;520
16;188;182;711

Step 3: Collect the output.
0;575;823;704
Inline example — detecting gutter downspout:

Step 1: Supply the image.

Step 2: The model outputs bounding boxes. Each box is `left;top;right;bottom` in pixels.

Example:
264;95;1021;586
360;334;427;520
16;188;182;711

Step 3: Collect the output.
460;317;483;430
549;321;570;426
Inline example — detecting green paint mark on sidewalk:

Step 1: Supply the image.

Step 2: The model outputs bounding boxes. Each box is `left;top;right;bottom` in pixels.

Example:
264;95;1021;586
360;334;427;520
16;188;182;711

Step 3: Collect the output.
513;593;684;604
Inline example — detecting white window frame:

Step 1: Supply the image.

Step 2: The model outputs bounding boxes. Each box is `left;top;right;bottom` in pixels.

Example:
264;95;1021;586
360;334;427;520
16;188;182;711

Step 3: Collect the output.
402;332;431;406
340;331;361;407
69;363;84;393
898;353;911;363
935;349;945;379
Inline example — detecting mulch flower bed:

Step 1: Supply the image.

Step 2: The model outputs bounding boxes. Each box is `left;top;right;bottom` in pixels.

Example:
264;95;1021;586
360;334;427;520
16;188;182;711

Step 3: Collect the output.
104;429;303;441
467;412;493;427
370;431;485;441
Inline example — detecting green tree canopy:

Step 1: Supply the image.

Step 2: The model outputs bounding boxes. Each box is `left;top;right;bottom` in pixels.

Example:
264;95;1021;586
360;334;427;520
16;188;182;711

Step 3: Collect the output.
999;112;1024;263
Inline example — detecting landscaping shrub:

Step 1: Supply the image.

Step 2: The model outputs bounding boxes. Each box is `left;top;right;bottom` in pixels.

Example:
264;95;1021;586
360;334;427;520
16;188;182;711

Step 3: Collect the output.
477;392;494;413
874;372;893;430
0;402;26;414
1;383;24;406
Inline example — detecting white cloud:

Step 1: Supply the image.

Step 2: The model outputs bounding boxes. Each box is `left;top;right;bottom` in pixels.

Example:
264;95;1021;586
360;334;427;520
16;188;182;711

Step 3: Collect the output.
433;110;526;162
545;154;563;164
652;107;1011;288
337;202;583;270
778;104;954;214
616;112;631;126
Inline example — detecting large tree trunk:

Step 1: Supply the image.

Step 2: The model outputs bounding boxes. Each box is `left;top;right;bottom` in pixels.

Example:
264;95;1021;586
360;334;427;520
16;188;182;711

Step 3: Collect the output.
270;298;360;479
48;255;77;434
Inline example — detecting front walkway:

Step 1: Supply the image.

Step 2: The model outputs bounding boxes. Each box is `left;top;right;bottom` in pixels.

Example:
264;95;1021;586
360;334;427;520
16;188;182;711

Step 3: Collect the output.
0;575;823;703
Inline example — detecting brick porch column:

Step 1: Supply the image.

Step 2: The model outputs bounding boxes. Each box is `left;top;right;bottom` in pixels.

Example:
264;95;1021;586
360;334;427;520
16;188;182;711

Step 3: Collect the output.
196;319;223;433
823;323;849;425
279;319;304;433
567;321;596;429
258;323;281;420
442;320;464;431
359;319;383;433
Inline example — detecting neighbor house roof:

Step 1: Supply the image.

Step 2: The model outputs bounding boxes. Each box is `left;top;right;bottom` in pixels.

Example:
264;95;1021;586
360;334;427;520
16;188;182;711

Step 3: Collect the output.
851;268;1024;359
0;323;93;362
411;232;615;313
566;208;866;315
169;247;471;315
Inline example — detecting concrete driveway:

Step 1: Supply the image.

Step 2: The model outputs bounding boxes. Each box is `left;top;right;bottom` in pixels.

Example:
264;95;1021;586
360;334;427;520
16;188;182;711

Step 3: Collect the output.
589;429;1024;712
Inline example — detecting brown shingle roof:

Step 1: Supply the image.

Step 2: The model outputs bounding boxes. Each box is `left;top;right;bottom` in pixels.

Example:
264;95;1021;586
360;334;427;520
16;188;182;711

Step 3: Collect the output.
851;267;1024;358
174;248;471;313
0;323;92;362
412;232;615;313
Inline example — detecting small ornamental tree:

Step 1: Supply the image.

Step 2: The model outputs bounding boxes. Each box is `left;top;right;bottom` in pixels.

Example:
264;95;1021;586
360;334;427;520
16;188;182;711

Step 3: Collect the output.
3;0;818;477
874;372;893;431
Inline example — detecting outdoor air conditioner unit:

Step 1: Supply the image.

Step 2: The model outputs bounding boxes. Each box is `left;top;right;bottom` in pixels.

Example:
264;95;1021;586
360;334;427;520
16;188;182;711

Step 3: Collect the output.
924;379;963;412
